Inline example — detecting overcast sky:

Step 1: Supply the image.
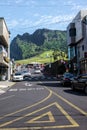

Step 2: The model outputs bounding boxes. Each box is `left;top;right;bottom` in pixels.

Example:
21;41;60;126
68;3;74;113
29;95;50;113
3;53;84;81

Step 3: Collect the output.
0;0;87;40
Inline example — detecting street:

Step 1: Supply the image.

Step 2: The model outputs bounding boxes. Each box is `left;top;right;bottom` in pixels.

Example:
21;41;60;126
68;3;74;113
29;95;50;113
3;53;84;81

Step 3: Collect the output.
0;73;87;130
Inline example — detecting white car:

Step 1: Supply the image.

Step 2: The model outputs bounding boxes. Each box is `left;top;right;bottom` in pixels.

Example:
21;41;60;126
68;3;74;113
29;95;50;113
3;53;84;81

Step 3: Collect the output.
12;72;23;81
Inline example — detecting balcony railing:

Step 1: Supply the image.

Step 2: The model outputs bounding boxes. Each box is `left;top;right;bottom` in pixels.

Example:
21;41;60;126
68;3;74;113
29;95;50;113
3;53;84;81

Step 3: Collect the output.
0;52;9;67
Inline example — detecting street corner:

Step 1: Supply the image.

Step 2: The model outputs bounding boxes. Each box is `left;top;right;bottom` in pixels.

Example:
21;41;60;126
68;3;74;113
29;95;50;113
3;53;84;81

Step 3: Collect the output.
0;85;8;89
0;88;6;94
7;81;16;87
0;85;7;94
0;81;15;89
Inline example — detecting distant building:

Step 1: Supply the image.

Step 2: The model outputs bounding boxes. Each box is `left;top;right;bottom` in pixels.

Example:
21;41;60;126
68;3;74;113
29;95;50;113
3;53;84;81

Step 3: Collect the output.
0;17;10;80
67;10;87;74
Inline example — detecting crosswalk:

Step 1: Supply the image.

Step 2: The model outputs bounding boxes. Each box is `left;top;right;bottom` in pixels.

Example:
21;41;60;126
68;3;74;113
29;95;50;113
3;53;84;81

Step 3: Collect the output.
8;87;45;92
25;76;58;81
0;89;6;94
0;76;59;94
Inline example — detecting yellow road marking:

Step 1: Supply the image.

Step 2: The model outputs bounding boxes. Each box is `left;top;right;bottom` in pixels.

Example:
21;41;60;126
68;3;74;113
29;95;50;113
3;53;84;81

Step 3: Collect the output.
0;102;79;129
55;102;79;126
25;102;79;128
26;111;55;123
0;89;52;127
0;88;52;120
0;84;86;129
46;87;87;116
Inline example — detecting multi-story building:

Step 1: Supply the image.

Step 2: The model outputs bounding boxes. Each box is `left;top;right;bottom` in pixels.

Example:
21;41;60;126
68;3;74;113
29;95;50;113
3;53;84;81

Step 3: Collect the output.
0;17;10;80
67;10;87;74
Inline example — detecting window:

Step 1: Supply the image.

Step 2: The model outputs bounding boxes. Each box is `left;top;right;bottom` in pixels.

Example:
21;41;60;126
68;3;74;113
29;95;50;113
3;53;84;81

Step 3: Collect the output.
82;45;84;51
83;15;87;24
78;51;80;57
68;46;75;60
69;28;76;37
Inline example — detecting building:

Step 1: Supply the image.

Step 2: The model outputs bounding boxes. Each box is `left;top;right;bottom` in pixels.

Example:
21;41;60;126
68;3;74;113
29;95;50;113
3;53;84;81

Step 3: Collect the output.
0;17;10;80
67;10;87;74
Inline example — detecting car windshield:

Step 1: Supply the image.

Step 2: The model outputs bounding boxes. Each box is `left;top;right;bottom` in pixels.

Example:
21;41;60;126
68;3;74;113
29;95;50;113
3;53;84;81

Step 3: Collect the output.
15;73;22;76
22;71;30;73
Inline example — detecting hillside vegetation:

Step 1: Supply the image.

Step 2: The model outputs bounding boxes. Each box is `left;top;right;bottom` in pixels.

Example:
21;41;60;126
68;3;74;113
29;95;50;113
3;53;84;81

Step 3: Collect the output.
10;28;68;61
16;50;68;64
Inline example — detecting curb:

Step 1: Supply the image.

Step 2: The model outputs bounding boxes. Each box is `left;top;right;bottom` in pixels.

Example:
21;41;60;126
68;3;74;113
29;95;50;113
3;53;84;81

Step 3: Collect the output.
0;82;15;94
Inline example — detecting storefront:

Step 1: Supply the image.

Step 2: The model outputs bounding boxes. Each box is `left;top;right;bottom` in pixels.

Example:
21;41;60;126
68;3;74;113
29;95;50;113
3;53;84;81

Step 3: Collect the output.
80;58;87;74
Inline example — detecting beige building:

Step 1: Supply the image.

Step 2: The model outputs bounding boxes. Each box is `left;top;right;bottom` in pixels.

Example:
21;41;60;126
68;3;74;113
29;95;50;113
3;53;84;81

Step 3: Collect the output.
0;17;10;80
67;10;87;74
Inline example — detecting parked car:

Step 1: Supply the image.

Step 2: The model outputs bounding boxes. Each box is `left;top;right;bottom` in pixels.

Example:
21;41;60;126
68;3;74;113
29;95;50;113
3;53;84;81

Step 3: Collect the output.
22;70;31;78
34;68;41;74
71;74;87;94
12;72;23;81
61;72;75;86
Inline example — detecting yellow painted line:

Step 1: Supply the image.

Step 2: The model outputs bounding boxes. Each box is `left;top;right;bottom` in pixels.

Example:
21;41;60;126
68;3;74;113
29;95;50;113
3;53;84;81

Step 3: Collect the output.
55;102;79;127
0;125;79;130
26;111;55;123
46;87;87;116
0;84;84;129
0;102;79;129
0;102;55;127
0;89;52;127
25;102;79;129
54;90;87;116
0;87;52;120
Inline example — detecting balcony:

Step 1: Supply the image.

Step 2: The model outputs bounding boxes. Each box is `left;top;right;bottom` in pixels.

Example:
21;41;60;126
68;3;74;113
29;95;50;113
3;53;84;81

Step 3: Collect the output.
0;53;9;67
0;18;10;47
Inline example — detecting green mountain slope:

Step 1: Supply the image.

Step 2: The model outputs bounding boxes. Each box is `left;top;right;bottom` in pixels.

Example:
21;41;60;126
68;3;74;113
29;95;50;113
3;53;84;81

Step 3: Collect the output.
16;50;68;64
10;28;68;60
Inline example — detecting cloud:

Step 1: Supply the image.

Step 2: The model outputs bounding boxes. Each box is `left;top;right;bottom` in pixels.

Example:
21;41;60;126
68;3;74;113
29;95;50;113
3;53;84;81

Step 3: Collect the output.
8;20;19;28
7;13;75;30
64;0;87;11
15;0;23;4
33;14;74;27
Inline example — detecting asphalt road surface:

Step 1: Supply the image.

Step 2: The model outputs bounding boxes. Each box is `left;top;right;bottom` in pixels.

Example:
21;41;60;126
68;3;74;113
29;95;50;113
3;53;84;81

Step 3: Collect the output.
0;74;87;130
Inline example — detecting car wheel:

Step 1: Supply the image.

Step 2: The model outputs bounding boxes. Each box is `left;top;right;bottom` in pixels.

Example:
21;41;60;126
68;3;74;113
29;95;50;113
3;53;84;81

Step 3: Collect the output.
71;84;75;91
84;86;87;94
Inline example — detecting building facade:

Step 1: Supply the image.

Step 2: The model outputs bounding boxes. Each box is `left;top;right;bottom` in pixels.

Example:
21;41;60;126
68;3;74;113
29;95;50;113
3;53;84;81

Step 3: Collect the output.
0;17;10;80
67;10;87;74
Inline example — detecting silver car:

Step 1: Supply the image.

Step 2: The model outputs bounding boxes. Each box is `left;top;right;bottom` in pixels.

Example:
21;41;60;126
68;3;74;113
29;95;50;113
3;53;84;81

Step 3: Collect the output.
22;70;31;78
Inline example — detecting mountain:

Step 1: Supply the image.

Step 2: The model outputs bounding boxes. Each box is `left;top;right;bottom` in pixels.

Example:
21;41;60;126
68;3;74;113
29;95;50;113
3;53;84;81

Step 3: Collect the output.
10;28;67;60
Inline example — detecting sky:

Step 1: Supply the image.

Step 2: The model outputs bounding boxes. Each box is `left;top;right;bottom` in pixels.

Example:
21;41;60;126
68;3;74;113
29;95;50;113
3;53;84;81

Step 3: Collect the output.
0;0;87;40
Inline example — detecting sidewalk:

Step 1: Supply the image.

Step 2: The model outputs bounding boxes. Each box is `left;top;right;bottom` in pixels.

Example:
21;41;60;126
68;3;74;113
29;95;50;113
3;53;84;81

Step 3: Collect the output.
0;80;15;94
